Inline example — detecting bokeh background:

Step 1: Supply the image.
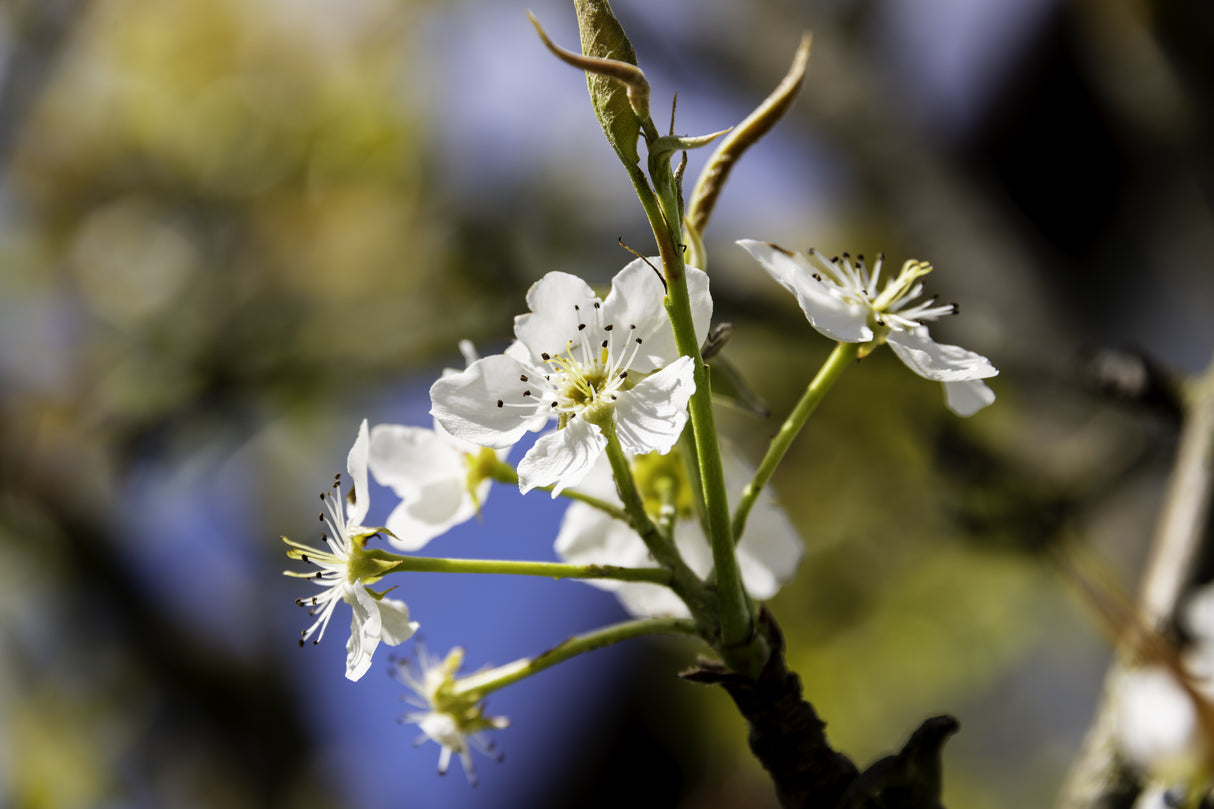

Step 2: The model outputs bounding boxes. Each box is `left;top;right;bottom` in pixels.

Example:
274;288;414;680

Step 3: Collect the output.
1;0;1212;807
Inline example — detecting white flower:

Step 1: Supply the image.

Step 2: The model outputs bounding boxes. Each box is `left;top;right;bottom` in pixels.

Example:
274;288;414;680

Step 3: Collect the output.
738;240;998;416
430;259;712;495
368;419;503;552
393;647;508;787
1114;584;1214;786
554;447;804;618
283;419;418;681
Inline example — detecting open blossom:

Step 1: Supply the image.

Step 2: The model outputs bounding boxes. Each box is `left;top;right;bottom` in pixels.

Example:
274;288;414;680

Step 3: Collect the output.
430;259;712;495
368;419;503;552
393;647;508;787
283;420;418;681
555;447;804;618
738;240;998;416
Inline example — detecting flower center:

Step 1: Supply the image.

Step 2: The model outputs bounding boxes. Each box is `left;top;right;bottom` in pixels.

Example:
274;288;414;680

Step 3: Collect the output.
513;301;646;428
812;250;958;338
632;450;695;522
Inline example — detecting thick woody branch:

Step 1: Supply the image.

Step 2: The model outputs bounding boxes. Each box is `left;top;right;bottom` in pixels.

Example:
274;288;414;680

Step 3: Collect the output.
682;608;957;809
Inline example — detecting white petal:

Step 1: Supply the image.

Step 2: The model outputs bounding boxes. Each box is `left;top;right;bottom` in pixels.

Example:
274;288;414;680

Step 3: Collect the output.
517;419;607;496
369;424;466;501
943;379;996;417
1115;666;1203;777
886;327;998;382
430;354;549;449
737;240;872;343
735;492;804;599
615;584;692;619
613;355;695;456
376;596;418;646
514;272;600;359
382;476;478;550
553;503;637;592
346;419;372;528
600;260;713;372
555;500;689;617
344;583;379;681
714;443;805;599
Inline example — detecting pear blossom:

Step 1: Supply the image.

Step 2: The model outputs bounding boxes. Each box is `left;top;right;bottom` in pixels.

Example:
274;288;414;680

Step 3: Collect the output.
283;420;418;681
368;419;504;551
393;647;508;786
430;259;712;495
555;447;804;618
1113;583;1214;795
738;240;998;416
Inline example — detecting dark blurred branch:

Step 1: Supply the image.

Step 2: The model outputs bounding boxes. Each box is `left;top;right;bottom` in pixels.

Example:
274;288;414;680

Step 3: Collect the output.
0;0;87;170
1078;347;1185;423
1057;349;1214;809
683;608;957;809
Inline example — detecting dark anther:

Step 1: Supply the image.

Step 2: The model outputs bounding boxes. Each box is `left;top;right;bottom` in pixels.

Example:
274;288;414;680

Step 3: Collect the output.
635;337;643;345
594;302;600;309
301;554;309;564
520;374;528;382
629;324;637;330
298;639;305;647
541;352;551;360
522;390;531;397
950;302;959;314
314;571;323;580
496;400;504;408
550;402;558;408
578;323;586;331
601;340;608;349
574;304;580;311
812;273;822;282
605;324;613;331
619;372;627;379
318;513;324;521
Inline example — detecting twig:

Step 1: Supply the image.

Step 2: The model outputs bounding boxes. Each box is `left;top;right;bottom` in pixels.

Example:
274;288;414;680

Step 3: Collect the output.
1057;349;1214;809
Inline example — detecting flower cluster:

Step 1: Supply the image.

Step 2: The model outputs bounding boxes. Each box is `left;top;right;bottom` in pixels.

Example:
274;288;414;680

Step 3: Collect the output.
276;7;1015;796
738;240;997;416
283;242;997;781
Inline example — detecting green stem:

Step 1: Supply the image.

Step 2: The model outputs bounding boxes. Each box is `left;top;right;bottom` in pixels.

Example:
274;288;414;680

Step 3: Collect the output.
667;253;758;671
377;553;672;585
602;426;680;567
452;616;702;698
623;135;758;673
733;341;859;541
600;427;721;630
